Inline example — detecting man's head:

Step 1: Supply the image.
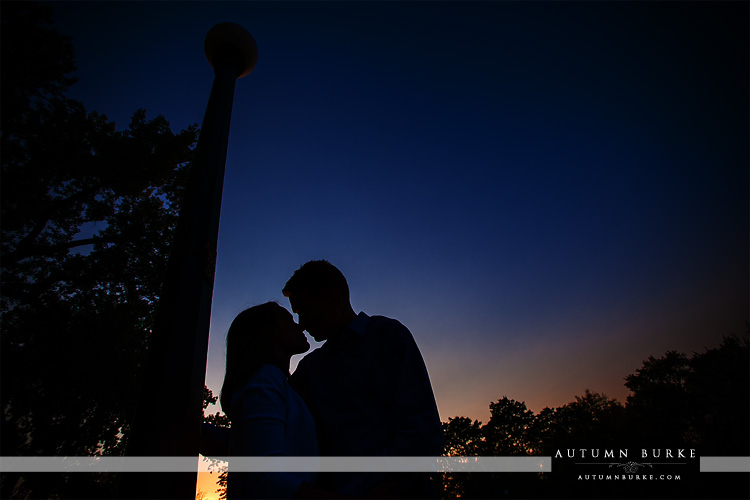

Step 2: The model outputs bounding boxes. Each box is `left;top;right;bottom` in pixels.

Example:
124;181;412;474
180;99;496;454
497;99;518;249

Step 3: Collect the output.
282;260;355;341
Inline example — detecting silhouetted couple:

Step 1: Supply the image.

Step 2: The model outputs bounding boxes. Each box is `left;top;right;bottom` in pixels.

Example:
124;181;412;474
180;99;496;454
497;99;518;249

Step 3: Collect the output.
207;260;444;499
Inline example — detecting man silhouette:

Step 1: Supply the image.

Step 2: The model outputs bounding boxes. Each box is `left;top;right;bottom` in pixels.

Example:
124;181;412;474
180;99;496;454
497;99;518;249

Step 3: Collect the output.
284;260;444;498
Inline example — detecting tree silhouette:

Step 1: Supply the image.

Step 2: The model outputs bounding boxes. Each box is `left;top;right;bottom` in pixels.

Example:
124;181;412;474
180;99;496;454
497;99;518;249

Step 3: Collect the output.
0;1;76;139
684;334;749;456
624;350;691;446
440;331;749;499
622;336;750;456
202;387;229;500
547;390;625;450
1;3;197;498
443;416;484;457
485;397;536;456
441;417;484;498
681;334;750;499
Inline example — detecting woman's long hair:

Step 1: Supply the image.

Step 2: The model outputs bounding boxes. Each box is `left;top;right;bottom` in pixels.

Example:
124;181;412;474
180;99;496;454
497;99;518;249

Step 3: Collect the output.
219;302;282;420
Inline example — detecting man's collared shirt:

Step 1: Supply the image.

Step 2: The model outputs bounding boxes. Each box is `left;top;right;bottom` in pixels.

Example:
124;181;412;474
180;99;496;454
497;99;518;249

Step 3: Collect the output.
290;312;444;495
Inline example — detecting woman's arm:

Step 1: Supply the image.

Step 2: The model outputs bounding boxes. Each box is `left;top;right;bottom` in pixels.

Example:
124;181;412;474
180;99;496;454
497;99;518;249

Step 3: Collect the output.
199;423;230;457
231;366;315;499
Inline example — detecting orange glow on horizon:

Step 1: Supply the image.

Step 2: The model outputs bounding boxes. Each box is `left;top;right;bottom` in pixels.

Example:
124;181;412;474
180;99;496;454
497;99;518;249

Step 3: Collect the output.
195;471;222;500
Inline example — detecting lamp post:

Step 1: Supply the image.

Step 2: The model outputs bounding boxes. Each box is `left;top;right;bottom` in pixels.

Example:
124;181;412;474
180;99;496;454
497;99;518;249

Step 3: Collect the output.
118;22;257;499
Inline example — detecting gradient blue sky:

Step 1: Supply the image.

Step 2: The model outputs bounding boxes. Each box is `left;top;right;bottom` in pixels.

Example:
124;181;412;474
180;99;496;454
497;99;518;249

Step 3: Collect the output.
47;1;748;422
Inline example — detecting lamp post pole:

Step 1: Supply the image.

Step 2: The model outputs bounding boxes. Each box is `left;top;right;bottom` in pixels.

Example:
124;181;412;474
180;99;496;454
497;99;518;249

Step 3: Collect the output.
118;23;257;499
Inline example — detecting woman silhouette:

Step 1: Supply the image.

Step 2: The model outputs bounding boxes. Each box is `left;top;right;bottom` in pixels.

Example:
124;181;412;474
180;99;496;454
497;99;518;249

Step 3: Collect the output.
220;302;326;499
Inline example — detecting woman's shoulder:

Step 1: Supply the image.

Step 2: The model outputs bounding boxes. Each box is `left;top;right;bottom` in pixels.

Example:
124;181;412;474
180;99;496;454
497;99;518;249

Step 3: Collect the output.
232;364;289;404
253;363;288;382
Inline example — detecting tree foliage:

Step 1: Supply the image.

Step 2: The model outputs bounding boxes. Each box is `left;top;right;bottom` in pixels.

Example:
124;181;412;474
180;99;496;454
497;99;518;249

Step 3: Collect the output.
683;335;750;456
202;387;229;500
440;332;749;499
1;3;198;498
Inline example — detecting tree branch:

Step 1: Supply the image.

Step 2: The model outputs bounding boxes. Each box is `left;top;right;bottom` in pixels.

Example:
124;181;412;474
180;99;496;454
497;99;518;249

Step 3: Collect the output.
4;184;106;266
3;235;119;266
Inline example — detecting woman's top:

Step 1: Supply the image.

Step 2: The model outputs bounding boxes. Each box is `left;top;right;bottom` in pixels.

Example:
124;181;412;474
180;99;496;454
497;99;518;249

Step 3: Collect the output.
227;364;319;499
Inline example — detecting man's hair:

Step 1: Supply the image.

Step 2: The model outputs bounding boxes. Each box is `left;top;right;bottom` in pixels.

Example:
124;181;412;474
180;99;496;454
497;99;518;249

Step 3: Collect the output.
282;260;350;300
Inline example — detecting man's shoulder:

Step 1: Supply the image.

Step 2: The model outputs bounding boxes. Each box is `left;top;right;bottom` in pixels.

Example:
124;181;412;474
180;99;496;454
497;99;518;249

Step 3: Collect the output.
366;315;414;342
367;314;405;328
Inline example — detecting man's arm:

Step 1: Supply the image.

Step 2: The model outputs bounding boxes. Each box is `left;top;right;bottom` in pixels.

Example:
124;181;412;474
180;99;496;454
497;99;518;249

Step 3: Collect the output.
381;318;445;457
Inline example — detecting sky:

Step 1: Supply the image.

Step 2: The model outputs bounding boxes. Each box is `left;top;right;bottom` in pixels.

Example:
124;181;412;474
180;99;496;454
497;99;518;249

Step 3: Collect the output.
45;0;748;430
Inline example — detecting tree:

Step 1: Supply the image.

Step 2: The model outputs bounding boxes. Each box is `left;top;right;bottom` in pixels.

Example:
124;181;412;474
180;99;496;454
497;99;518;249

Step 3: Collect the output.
0;1;77;137
443;416;484;457
622;334;749;454
484;397;535;456
524;406;556;455
202;387;229;500
624;350;692;446
437;331;749;499
620;337;749;499
441;398;538;499
684;334;750;455
684;334;750;498
1;3;198;498
441;416;484;498
547;390;625;450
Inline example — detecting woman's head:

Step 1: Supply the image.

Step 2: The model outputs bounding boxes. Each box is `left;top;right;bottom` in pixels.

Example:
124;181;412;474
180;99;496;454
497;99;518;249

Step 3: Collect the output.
219;302;309;418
